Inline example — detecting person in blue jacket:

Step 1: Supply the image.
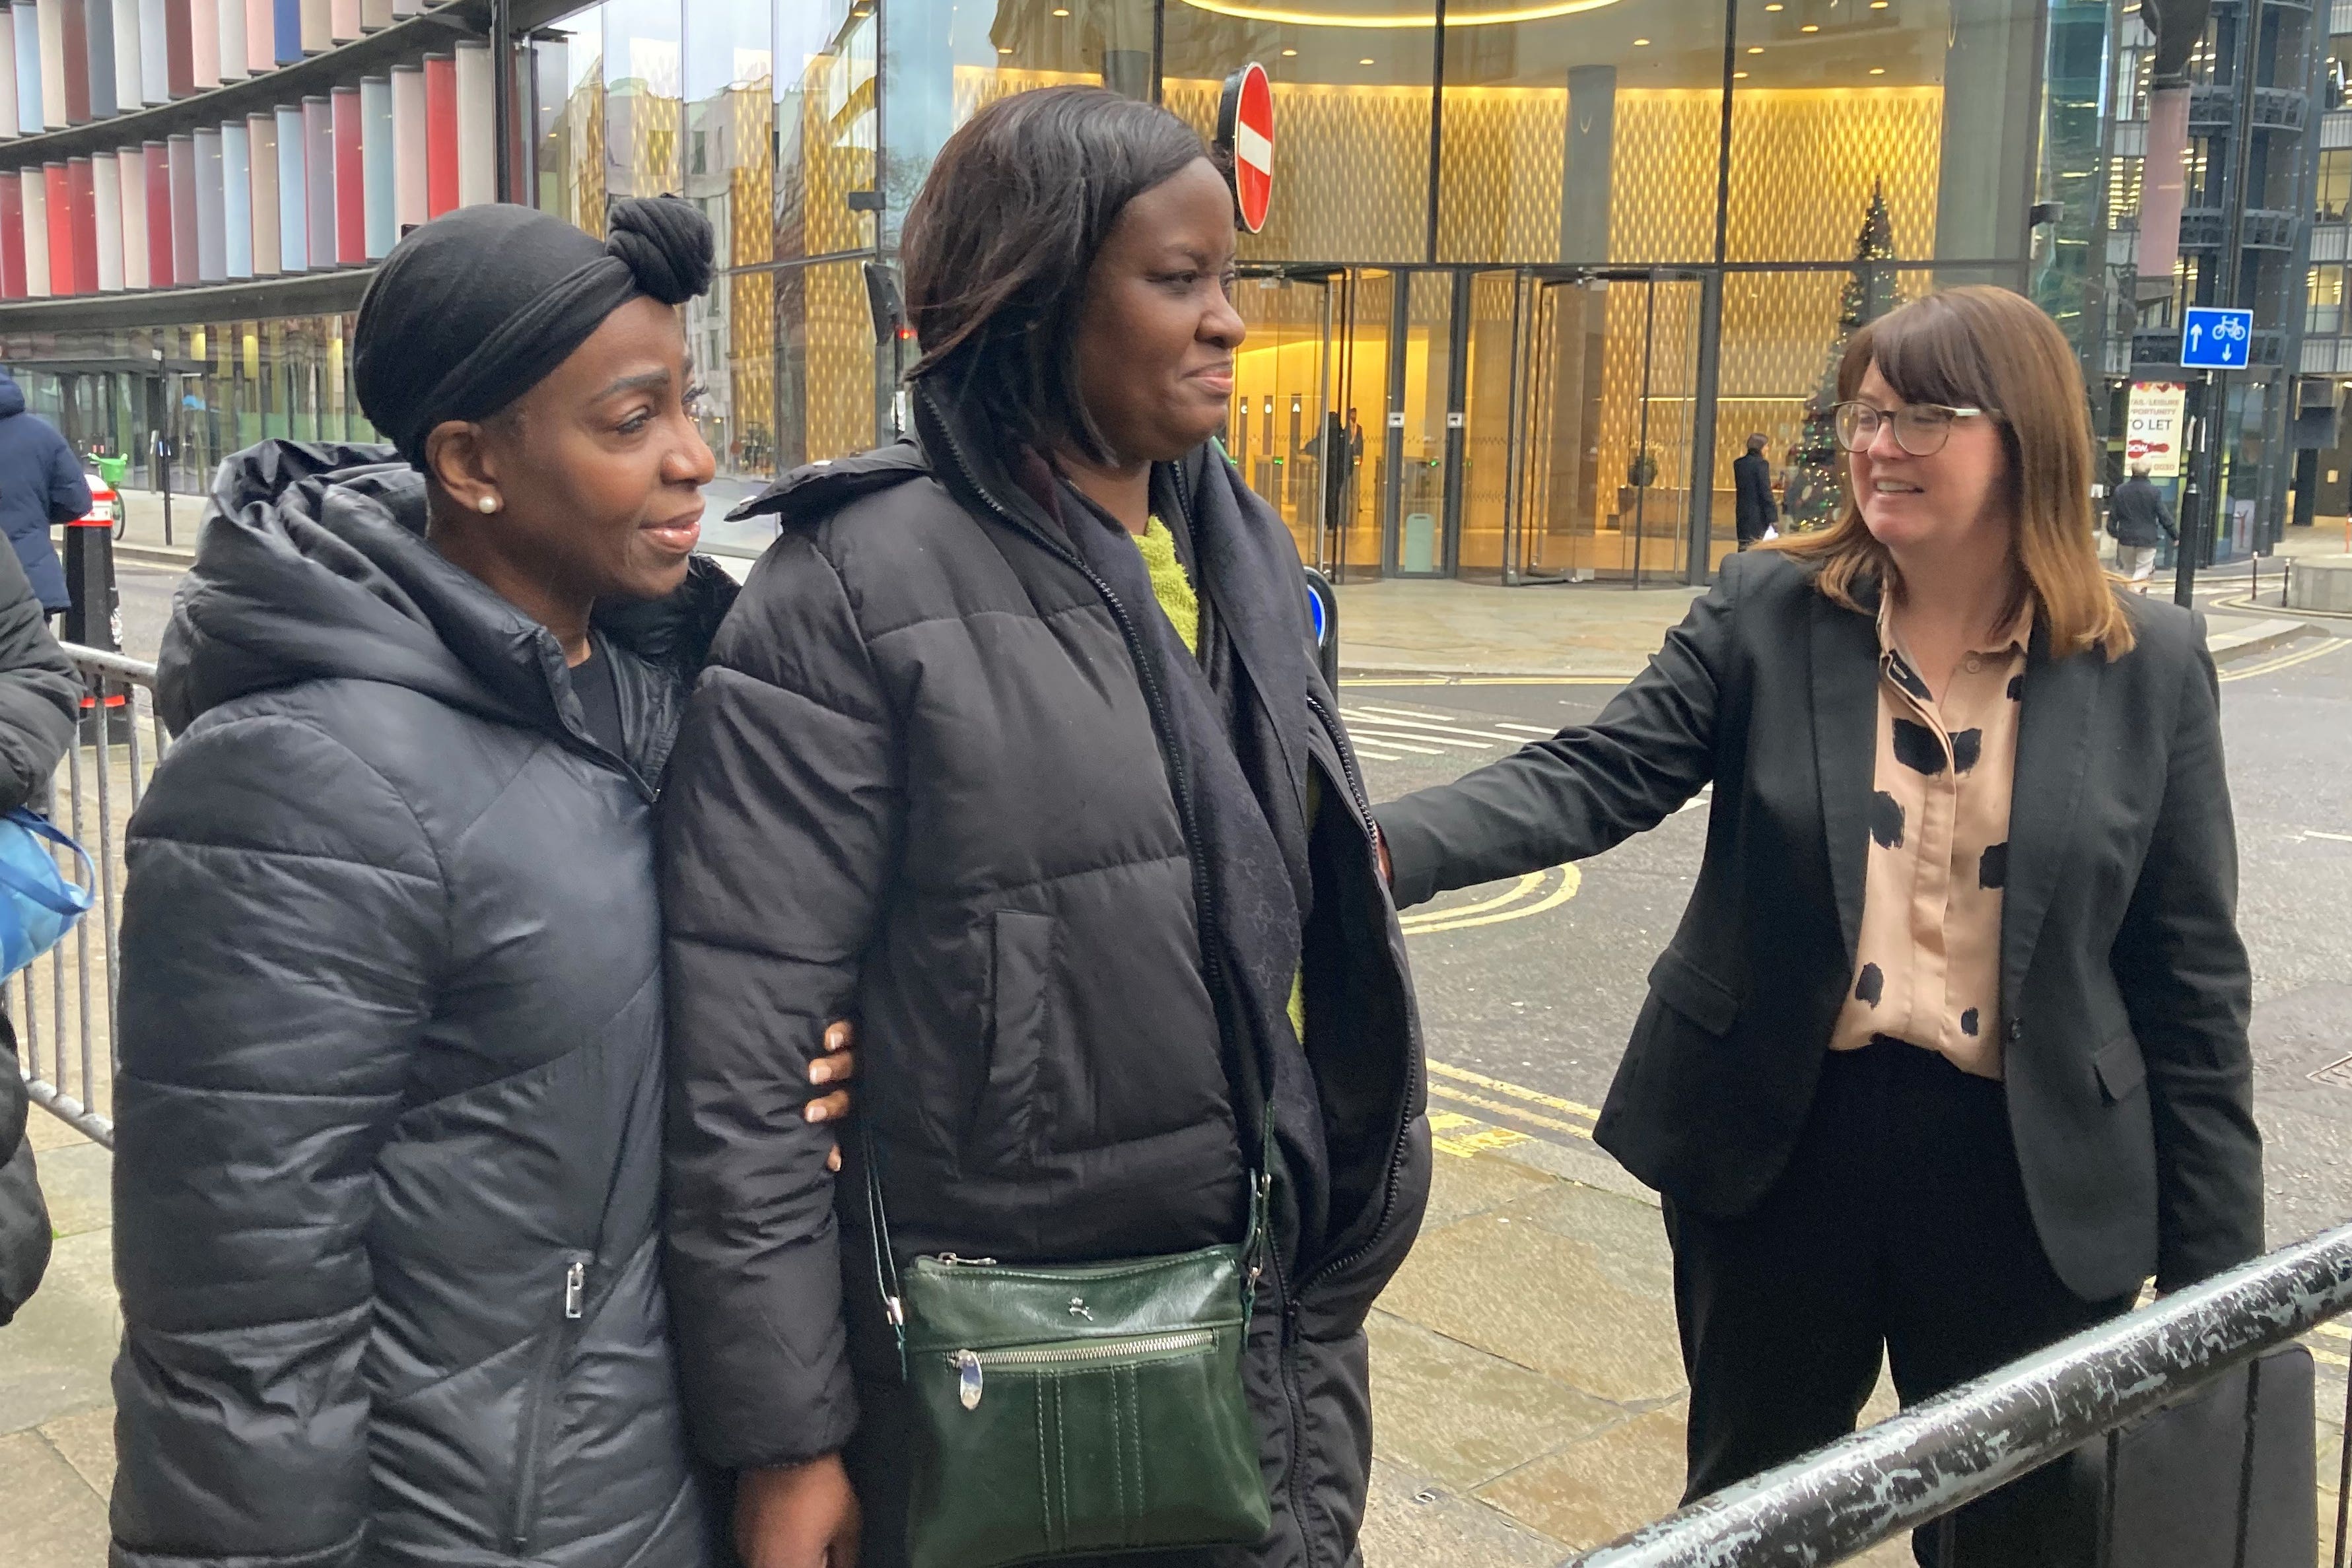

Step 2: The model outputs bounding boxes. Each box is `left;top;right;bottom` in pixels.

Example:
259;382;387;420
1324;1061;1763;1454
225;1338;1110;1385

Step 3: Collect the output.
0;369;92;617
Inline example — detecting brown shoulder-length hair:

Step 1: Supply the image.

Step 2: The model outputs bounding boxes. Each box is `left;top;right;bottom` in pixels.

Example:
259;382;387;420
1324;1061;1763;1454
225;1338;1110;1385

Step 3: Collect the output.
1769;285;2133;658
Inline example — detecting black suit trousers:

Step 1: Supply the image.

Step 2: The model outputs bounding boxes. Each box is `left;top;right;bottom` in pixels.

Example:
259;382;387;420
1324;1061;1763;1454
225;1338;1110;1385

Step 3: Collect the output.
1666;1041;2135;1565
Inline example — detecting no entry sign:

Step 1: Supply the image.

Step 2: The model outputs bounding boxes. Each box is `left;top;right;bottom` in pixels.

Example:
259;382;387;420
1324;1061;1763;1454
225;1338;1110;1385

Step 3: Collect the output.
1218;63;1274;234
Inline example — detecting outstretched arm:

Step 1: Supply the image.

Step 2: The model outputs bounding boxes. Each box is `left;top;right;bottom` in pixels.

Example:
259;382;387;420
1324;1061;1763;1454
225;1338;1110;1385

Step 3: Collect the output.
1374;565;1737;908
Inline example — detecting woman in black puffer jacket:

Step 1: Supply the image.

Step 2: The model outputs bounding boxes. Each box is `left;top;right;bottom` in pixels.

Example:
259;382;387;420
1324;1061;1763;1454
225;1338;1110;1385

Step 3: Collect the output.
108;199;845;1568
661;88;1430;1568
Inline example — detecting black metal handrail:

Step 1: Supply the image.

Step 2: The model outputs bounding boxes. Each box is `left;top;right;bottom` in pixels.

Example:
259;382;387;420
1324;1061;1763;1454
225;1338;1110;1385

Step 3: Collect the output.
1565;1221;2352;1567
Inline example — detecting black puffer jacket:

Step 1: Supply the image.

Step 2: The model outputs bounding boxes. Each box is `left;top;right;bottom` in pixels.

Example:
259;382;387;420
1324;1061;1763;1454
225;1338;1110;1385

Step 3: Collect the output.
110;442;734;1568
662;384;1430;1568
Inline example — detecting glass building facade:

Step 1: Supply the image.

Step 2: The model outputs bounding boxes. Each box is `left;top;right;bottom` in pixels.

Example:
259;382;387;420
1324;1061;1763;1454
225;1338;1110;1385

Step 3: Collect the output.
0;0;2328;579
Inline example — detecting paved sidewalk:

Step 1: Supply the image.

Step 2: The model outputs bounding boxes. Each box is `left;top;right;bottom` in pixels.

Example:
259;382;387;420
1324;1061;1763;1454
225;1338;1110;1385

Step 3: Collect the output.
0;1105;1932;1567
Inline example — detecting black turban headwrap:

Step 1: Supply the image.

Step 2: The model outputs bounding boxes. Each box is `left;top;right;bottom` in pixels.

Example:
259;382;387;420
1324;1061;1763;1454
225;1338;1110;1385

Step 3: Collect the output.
353;195;715;465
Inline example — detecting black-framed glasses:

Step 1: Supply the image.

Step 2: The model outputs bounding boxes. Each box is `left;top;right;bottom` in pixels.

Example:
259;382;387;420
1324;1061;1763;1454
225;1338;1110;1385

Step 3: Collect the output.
1832;401;1997;457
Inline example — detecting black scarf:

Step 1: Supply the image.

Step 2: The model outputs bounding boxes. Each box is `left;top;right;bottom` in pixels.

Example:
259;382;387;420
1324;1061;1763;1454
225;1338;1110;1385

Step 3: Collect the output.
1053;454;1333;1265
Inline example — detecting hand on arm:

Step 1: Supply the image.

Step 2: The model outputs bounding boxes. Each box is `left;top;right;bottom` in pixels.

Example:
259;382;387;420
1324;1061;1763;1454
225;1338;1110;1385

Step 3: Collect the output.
808;1019;857;1173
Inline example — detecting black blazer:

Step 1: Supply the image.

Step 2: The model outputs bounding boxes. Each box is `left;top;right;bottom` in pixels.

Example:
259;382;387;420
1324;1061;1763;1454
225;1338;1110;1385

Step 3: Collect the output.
1377;550;2262;1301
1732;452;1778;540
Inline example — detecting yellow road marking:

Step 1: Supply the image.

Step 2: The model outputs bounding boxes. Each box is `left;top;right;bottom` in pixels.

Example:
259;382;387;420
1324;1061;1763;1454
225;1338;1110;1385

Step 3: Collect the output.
1426;1112;1535;1159
2315;1346;2349;1371
1430;1058;1603;1122
1402;864;1583;934
2219;638;2347;681
2316;1319;2351;1342
1428;1080;1597;1141
1397;871;1546;928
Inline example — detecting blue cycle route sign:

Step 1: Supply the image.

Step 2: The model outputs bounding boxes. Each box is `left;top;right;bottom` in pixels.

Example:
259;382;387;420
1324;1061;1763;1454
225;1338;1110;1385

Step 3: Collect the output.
2180;306;2252;369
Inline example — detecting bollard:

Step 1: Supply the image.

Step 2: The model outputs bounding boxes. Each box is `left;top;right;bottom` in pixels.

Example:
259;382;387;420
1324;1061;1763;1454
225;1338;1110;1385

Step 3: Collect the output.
1304;566;1340;692
62;477;131;744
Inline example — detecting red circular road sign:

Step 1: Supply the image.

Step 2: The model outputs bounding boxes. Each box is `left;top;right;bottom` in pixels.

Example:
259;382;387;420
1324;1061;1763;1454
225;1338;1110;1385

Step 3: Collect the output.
1218;63;1274;234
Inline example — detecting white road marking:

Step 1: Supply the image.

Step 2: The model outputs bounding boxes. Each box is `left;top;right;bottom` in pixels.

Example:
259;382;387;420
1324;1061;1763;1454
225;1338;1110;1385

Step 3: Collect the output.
1346;726;1493;752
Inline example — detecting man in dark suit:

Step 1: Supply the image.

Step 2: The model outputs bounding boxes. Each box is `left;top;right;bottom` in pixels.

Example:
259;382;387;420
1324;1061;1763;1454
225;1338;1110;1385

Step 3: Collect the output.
1733;433;1777;549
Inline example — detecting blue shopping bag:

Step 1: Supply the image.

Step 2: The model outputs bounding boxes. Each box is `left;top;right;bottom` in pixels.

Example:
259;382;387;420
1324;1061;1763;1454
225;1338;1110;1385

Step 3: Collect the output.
0;808;92;978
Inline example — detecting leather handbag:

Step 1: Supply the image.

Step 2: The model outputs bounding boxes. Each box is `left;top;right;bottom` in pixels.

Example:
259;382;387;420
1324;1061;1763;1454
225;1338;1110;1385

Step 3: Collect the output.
864;1129;1275;1568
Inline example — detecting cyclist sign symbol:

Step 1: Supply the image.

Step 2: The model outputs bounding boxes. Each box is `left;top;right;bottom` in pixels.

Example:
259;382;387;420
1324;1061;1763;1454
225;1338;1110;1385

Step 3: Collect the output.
2181;306;2252;369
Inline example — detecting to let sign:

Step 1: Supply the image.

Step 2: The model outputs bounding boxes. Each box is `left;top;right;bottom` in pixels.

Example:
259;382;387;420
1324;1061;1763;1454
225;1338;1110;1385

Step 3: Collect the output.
2124;381;2188;478
1218;63;1274;234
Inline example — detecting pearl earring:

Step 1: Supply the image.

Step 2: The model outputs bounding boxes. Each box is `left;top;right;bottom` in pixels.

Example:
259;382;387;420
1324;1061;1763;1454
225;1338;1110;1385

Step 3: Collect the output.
477;494;500;514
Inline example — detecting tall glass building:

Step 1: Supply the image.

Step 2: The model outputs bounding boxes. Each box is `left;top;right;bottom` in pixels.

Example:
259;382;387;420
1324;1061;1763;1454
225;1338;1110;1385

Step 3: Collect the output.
0;0;2328;581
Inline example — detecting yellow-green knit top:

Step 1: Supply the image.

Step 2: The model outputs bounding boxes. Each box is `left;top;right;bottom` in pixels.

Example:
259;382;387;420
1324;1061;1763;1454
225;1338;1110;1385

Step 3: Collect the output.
1132;516;1307;1039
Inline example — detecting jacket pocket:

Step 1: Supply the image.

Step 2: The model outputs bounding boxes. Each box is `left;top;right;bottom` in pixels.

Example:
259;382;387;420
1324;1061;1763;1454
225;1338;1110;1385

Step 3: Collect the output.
508;1251;590;1555
2093;1033;2147;1104
1646;945;1739;1037
967;910;1054;1169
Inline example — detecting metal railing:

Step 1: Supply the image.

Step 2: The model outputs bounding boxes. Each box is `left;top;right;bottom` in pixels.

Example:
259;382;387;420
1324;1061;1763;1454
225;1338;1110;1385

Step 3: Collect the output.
1567;1219;2352;1567
10;644;170;1149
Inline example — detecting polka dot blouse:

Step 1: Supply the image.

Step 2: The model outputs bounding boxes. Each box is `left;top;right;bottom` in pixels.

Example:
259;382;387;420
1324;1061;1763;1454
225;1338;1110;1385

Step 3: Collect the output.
1827;597;2032;1080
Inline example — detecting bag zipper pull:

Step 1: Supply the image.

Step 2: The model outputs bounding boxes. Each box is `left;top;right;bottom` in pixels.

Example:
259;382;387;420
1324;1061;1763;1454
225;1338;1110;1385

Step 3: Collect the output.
936;1253;998;1267
956;1350;983;1411
563;1259;586;1320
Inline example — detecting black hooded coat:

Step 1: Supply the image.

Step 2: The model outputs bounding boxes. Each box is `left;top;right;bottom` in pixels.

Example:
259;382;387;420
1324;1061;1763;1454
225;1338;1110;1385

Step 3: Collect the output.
108;441;734;1568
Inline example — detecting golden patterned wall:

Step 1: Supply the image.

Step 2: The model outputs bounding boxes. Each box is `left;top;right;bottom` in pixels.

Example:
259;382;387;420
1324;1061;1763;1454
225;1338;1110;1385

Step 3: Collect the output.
1155;77;1945;271
1725;89;1942;261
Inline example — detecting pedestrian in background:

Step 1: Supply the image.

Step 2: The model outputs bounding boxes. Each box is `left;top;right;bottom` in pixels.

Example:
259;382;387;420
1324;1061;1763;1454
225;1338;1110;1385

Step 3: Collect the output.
1373;286;2260;1563
0;537;86;1326
2107;459;2177;592
660;86;1426;1568
1733;431;1778;549
107;197;853;1568
0;368;92;621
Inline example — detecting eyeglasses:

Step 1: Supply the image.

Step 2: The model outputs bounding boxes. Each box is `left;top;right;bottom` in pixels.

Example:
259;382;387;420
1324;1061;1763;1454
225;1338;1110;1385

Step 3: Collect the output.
1832;401;1996;457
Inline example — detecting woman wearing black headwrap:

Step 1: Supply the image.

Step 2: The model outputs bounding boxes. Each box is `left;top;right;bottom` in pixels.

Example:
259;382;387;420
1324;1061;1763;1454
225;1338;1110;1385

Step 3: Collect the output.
107;197;850;1568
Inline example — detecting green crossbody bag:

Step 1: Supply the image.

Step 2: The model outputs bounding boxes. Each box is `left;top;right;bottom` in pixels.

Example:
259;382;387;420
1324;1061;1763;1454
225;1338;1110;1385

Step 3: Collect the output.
864;1126;1276;1568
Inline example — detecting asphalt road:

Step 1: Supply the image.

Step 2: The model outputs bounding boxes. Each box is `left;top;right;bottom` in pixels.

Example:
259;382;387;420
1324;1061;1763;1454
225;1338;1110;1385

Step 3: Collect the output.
110;561;2352;1247
1348;631;2352;1253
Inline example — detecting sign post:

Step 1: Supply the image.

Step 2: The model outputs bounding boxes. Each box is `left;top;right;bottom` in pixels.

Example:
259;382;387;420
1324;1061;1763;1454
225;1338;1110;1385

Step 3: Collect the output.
2173;308;2252;607
1216;63;1274;235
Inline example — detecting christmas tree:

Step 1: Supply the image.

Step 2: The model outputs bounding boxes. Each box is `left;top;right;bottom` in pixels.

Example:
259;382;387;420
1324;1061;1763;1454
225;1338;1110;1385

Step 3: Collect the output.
1782;182;1901;531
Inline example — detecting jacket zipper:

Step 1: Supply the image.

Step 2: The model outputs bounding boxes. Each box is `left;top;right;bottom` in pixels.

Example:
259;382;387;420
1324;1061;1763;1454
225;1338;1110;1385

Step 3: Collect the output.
948;1331;1218;1410
1298;691;1422;1311
508;1252;591;1554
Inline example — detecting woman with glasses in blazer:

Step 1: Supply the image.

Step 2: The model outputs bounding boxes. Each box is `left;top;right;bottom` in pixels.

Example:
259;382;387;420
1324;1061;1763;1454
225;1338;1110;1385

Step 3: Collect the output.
1375;286;2262;1561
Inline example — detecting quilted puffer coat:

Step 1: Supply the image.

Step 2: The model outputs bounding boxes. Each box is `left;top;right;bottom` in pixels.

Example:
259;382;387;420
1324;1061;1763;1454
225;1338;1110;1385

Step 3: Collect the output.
108;441;733;1568
661;382;1432;1568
